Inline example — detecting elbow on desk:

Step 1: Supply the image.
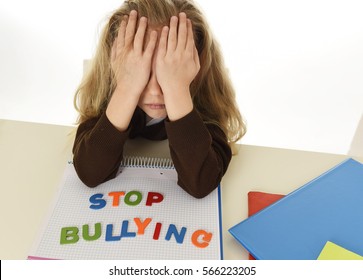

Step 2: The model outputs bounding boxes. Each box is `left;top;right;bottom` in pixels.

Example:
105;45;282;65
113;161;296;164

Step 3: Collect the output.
73;163;105;188
179;181;219;199
80;178;101;188
76;171;102;188
177;169;223;199
189;191;211;199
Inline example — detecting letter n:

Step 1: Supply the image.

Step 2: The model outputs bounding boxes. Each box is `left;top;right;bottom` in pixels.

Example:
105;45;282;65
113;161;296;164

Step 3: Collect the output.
165;224;186;244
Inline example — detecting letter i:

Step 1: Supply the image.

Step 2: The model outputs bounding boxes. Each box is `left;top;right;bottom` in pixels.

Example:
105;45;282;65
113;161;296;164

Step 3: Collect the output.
153;223;162;240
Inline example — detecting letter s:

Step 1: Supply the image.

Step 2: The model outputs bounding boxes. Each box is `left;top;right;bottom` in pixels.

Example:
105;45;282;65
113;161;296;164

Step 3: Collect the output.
89;193;106;210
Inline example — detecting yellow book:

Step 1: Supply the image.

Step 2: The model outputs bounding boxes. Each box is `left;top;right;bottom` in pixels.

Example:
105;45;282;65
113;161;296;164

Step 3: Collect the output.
318;241;363;260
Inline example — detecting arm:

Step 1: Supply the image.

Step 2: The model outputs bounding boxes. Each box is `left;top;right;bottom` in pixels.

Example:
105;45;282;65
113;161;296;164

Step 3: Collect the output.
156;13;200;121
73;11;157;187
165;110;232;198
72;113;129;187
156;14;229;198
107;11;157;131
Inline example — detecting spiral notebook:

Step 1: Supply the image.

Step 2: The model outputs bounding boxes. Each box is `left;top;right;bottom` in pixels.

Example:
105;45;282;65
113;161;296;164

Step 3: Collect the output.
28;157;223;260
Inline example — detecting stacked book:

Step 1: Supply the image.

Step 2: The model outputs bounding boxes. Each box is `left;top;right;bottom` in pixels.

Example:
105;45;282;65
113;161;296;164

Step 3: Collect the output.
229;158;363;260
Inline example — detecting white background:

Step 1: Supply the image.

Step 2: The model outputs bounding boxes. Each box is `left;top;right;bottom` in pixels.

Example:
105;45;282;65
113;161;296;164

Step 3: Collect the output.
1;0;362;155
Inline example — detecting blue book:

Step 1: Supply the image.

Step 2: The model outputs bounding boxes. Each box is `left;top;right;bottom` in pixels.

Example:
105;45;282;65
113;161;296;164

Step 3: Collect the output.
229;158;363;260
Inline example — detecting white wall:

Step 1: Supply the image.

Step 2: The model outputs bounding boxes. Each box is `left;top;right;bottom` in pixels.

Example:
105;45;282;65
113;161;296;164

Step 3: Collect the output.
1;0;362;155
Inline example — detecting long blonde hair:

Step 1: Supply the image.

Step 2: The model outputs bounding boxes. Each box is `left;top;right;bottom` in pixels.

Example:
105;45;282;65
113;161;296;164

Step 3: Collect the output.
74;0;246;144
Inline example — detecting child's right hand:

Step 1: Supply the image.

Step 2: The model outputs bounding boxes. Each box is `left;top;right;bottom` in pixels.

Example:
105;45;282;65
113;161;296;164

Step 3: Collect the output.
111;10;157;98
106;11;157;132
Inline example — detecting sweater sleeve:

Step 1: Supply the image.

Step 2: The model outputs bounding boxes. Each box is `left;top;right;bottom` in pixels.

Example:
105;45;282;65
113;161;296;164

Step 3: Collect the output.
165;109;232;198
72;112;129;187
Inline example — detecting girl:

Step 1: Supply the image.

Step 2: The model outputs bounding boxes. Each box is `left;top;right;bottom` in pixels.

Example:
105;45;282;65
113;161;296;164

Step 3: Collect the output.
73;0;246;198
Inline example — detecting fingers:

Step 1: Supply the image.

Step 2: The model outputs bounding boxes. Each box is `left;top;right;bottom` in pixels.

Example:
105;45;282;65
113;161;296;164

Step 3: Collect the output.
157;26;169;58
113;11;197;62
124;10;138;46
177;13;188;51
115;11;155;56
116;16;127;49
134;14;158;57
144;30;158;58
186;19;195;53
193;45;200;69
168;16;178;51
167;13;195;52
134;16;148;53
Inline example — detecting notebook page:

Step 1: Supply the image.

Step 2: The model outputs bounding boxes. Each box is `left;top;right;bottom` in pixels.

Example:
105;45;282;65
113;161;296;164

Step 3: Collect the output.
28;161;222;260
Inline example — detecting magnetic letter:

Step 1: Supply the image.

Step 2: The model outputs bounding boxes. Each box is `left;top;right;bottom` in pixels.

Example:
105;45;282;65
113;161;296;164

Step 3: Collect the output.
83;223;102;241
89;193;106;210
153;223;162;240
105;224;122;241
134;218;152;235
108;191;125;207
124;191;142;206
120;220;136;238
146;192;164;206
191;230;212;248
165;224;186;244
60;227;79;245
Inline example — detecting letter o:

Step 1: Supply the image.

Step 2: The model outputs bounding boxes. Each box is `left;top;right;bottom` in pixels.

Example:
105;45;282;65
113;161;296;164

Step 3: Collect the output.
124;191;142;206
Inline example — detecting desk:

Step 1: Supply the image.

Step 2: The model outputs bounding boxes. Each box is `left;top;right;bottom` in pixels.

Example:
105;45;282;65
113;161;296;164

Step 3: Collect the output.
1;119;360;260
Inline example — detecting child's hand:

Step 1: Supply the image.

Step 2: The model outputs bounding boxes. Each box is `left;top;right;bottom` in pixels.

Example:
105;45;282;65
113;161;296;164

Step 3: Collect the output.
156;13;200;121
111;10;157;98
106;11;157;132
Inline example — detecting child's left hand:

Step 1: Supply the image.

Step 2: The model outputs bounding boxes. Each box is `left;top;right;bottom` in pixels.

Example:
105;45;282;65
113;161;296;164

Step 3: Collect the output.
156;12;200;121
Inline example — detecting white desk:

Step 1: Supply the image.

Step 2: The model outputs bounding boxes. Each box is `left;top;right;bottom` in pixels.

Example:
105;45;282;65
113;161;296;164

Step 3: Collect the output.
1;119;359;260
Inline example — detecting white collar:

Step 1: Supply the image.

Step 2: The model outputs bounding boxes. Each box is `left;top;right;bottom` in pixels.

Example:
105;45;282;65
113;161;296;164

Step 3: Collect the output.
146;117;166;126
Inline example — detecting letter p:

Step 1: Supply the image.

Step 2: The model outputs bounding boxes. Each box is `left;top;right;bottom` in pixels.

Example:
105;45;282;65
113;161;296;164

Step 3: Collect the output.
146;192;164;206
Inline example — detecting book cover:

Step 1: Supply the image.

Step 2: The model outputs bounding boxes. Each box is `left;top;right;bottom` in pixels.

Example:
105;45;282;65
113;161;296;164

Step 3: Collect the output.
247;191;285;259
28;157;223;260
229;158;363;260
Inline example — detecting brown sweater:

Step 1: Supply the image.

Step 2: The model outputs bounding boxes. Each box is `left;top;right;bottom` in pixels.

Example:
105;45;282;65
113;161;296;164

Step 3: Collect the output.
72;108;232;198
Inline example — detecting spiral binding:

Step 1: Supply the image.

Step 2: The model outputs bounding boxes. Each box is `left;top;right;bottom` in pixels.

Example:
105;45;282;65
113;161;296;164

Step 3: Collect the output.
121;156;174;169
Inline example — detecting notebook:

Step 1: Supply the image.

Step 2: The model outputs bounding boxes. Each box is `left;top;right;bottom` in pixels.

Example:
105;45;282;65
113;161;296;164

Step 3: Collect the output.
28;157;223;260
229;158;363;260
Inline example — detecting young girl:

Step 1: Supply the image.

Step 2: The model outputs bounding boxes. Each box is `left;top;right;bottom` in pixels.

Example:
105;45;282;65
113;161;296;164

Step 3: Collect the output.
73;0;246;198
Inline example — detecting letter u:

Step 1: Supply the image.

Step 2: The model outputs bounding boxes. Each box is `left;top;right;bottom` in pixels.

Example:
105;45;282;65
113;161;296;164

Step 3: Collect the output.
83;223;102;241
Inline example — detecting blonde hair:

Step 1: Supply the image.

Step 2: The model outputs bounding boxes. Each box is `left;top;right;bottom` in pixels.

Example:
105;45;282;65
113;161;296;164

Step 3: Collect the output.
74;0;246;145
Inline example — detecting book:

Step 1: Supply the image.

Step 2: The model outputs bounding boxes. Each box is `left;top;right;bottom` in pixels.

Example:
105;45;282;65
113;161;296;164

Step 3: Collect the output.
317;241;363;260
248;191;285;217
28;157;223;260
229;158;363;260
247;191;285;260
